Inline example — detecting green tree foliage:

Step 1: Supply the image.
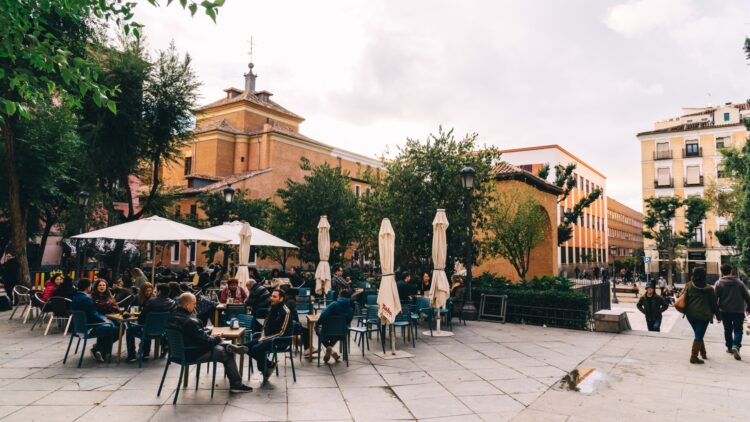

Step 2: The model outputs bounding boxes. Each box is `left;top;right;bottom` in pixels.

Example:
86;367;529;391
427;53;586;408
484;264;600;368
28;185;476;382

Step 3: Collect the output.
482;188;550;280
360;127;501;274
277;159;360;266
722;121;750;271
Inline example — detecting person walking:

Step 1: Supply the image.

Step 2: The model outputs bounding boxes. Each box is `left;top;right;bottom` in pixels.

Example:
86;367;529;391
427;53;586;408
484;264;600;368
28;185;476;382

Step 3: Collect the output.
683;267;718;364
657;275;667;297
714;264;750;360
637;282;668;332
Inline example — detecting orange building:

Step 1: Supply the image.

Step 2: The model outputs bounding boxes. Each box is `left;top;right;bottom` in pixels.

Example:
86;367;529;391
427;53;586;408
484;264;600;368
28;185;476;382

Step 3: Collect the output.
160;61;383;268
606;197;643;264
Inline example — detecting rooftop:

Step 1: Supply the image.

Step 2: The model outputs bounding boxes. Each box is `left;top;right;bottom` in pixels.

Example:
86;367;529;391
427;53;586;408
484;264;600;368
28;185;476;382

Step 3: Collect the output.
637;121;745;137
493;161;564;196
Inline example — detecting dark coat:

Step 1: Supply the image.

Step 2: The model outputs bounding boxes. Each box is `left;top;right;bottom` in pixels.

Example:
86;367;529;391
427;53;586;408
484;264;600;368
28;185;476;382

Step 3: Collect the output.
138;296;175;324
685;282;718;322
245;283;271;314
166;307;220;361
318;297;354;326
260;302;292;341
396;280;417;300
71;291;106;324
714;276;750;314
637;293;668;320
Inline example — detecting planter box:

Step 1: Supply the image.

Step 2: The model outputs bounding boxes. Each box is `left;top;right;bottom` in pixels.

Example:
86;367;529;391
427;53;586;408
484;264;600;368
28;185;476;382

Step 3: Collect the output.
594;310;630;333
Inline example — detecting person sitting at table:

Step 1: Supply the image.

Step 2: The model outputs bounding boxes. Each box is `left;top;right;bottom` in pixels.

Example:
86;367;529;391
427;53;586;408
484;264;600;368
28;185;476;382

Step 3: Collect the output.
331;267;352;298
167;281;182;301
450;276;465;317
126;283;176;363
52;276;76;300
246;289;292;384
317;289;354;364
122;268;133;288
396;272;416;301
245;278;271;332
288;267;304;288
111;278;132;303
284;287;315;357
219;278;248;304
166;293;252;393
72;279;116;363
418;272;432;296
41;273;63;302
132;268;148;289
91;279;119;315
135;282;154;308
195;266;212;291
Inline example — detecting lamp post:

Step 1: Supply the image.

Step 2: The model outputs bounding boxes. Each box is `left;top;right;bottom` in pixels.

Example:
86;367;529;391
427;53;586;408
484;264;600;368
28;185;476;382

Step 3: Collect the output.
76;191;90;278
221;184;235;269
609;244;618;304
460;165;478;320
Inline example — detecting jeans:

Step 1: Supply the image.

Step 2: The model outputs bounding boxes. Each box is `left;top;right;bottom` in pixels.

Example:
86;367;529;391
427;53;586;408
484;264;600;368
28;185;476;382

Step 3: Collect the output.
91;322;116;356
125;324;152;358
686;315;709;341
196;344;243;388
646;317;662;332
721;312;745;351
247;339;275;372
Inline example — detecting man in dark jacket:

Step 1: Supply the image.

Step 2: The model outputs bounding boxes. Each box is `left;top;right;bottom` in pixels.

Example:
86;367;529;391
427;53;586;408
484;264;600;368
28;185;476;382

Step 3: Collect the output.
126;283;175;362
318;289;354;364
245;278;271;332
196;267;212;291
637;282;669;332
1;252;19;303
166;293;252;393
72;279;116;363
714;264;750;360
246;289;292;384
396;272;416;300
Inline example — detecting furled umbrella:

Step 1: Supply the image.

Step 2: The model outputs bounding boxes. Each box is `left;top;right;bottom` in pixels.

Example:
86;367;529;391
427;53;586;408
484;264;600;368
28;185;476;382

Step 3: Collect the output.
235;221;252;284
376;218;401;354
428;209;452;336
314;216;331;296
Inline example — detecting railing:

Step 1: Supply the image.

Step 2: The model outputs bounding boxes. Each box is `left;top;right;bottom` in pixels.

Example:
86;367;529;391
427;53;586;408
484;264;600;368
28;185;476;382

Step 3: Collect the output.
684;175;704;187
683;146;703;158
576;280;611;315
505;304;591;330
687;240;705;248
654;177;674;188
653;150;673;160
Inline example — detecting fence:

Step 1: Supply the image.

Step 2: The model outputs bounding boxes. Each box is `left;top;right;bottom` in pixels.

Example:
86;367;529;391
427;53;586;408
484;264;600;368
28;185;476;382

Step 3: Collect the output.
505;304;591;330
574;280;611;315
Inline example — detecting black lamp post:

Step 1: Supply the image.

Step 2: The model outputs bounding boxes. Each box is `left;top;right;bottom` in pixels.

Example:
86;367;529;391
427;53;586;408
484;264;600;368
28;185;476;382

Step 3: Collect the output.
222;184;235;268
76;191;90;277
609;244;618;304
460;165;478;320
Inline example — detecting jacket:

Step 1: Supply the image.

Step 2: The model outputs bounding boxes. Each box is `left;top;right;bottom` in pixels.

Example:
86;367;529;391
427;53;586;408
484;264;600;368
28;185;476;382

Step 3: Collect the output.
91;292;119;315
197;273;212;290
166;307;220;361
714;276;750;314
245;283;271;314
41;280;57;302
685;282;718;322
396;280;417;300
138;296;175;325
260;302;292;342
637;293;668;320
332;275;351;294
71;291;107;324
219;286;248;304
318;297;354;327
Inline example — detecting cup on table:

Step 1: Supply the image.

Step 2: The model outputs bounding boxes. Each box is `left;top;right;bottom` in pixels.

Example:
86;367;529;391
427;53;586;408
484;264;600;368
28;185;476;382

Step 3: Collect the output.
227;297;234;304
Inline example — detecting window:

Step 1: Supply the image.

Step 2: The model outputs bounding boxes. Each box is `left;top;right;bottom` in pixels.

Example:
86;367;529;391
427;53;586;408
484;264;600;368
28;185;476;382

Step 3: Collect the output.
656;142;670;159
171;242;180;264
190;204;197;219
685;141;700;157
693;227;704;245
685;165;701;185
184;157;192;175
174;205;181;219
520;164;532;172
354;185;361;199
656;168;671;187
724;112;730;122
189;242;196;263
716;136;729;149
717;163;727;178
560;247;566;264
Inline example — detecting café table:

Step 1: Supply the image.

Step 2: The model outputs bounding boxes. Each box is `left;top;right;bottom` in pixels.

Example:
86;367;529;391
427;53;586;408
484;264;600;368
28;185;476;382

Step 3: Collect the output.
106;312;139;363
305;314;320;361
214;303;226;327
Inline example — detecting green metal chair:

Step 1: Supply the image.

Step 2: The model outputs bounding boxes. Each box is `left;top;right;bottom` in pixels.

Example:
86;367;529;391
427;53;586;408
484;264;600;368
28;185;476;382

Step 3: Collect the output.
158;329;217;405
129;312;171;368
63;310;112;368
262;321;298;382
223;303;248;326
348;305;380;356
317;315;349;367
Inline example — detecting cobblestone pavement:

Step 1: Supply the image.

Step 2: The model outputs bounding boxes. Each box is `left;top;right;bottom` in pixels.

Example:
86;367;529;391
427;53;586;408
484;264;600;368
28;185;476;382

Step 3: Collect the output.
1;305;748;421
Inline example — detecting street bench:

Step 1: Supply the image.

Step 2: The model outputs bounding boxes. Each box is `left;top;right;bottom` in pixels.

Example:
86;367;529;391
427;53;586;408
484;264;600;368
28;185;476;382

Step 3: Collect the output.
613;285;639;297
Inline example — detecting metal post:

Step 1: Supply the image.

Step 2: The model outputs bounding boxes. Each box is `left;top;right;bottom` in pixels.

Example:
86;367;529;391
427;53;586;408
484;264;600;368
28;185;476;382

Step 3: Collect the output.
463;189;478;320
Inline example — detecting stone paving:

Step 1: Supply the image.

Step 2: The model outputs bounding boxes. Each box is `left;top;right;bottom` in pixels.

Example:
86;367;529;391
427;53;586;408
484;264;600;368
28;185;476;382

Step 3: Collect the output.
1;305;750;421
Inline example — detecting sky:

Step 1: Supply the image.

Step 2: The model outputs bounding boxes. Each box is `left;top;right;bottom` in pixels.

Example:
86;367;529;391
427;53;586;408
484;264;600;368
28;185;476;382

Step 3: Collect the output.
132;0;750;211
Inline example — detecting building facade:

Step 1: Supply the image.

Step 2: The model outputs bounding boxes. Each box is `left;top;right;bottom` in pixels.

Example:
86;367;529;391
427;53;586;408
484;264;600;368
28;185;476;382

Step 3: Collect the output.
637;103;748;281
606;197;643;264
499;145;608;276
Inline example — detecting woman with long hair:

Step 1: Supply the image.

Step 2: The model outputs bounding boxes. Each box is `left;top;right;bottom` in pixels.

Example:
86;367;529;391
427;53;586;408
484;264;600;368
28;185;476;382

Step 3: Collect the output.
52;276;76;299
136;282;154;307
684;267;719;364
91;279;119;314
132;268;148;289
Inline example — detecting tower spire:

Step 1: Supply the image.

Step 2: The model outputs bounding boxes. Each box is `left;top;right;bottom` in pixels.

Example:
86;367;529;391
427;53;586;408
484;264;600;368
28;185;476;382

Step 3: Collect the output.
244;37;257;92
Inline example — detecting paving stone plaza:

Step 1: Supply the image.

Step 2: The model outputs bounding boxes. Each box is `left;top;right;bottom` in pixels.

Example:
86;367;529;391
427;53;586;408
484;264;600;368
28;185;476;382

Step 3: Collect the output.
1;303;749;422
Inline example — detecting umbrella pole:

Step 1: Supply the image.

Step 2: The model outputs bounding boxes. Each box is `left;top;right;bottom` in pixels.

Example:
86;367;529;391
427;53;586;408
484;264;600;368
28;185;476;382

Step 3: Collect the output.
435;308;441;334
151;242;156;284
390;324;396;355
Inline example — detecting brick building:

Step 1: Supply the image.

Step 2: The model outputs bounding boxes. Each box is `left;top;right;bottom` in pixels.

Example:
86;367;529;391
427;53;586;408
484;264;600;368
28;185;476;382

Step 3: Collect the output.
606;197;643;264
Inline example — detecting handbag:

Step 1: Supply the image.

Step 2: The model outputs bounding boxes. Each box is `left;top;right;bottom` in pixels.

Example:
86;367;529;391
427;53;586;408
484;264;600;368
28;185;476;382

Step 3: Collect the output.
674;285;688;313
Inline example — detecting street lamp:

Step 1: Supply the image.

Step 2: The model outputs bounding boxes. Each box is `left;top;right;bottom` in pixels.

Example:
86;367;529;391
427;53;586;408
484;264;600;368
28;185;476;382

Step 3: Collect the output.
222;184;235;268
609;245;618;304
76;191;90;278
223;184;235;204
460;165;478;320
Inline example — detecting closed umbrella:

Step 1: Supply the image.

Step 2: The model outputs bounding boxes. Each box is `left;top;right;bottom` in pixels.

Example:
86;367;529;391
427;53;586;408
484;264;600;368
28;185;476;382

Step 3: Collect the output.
235;222;252;284
428;209;452;336
376;218;401;354
314;216;331;296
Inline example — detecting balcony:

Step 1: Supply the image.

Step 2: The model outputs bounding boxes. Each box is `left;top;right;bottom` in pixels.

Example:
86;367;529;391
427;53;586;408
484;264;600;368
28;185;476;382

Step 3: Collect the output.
684;175;704;187
654;177;674;188
683;146;703;158
687;240;705;249
653;150;673;160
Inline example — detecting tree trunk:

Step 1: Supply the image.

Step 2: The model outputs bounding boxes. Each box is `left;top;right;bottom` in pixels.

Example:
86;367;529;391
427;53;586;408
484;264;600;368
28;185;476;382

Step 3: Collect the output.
2;116;30;286
112;239;125;280
36;211;55;270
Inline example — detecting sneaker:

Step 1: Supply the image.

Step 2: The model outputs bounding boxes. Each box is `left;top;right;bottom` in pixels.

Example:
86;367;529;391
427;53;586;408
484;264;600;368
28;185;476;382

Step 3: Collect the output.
125;356;137;363
323;346;332;363
226;344;249;354
141;355;149;362
91;349;104;363
732;346;741;361
229;384;253;393
331;351;341;362
727;349;733;354
265;361;277;379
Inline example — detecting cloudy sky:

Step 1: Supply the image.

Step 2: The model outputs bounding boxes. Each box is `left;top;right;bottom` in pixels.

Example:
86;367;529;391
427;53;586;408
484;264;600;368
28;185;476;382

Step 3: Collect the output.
133;0;750;211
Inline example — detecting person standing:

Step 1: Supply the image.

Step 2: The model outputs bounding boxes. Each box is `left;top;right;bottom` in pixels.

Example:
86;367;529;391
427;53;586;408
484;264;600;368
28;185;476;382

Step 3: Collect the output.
331;267;351;298
1;252;19;302
657;275;667;297
574;266;580;280
714;264;750;360
683;267;718;364
637;282;668;332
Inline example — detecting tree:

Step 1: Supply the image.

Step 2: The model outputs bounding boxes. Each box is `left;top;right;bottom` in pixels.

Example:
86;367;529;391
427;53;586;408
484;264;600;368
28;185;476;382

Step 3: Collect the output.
722;125;750;272
360;127;502;274
482;188;550;280
277;159;360;267
0;0;221;284
262;204;296;271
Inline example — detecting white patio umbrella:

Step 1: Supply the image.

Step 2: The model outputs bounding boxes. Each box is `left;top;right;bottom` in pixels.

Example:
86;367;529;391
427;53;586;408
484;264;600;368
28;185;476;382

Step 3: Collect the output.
376;218;401;355
236;222;252;284
428;209;452;336
72;215;229;283
201;221;298;248
314;216;331;296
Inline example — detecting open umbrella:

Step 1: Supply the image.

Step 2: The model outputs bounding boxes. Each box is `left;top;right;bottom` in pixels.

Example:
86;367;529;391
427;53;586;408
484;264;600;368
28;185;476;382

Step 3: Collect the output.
376;218;401;354
235;222;252;284
72;215;229;283
428;209;452;336
314;216;331;296
201;221;298;248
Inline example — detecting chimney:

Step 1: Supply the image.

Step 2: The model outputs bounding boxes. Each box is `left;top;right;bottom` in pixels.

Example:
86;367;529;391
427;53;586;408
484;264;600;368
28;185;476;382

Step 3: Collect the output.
244;62;257;92
256;90;273;102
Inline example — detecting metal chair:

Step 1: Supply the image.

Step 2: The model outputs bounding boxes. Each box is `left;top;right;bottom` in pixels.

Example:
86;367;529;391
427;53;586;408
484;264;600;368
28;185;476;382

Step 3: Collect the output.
236;313;260;379
30;292;49;331
348;306;381;356
223;303;247;326
262;321;298;382
296;296;313;316
159;329;217;405
63;310;112;368
43;297;72;336
317;315;349;367
8;285;31;321
393;310;416;347
129;312;171;368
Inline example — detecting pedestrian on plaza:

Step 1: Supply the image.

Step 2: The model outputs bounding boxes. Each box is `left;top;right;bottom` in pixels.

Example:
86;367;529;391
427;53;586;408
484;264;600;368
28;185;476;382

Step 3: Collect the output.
683;267;718;364
574;266;580;280
72;278;116;363
166;293;252;393
657;275;667;297
317;289;354;364
714;264;750;360
637;282;668;332
593;267;600;280
246;289;292;384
